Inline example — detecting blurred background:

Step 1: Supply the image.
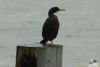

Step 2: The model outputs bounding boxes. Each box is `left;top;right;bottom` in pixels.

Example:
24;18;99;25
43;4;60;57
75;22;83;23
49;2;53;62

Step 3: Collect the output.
0;0;100;67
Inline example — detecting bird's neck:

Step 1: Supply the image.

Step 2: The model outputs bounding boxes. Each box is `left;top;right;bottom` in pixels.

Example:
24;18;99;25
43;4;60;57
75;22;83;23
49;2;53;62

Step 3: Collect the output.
48;13;54;16
48;10;55;16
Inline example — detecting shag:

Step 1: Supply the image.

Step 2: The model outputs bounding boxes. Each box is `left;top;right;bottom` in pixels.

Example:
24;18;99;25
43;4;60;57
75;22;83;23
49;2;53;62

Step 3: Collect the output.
40;7;65;45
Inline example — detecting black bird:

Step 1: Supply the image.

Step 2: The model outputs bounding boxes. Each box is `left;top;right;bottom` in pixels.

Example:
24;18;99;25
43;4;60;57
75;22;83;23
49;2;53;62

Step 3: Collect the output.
40;7;65;45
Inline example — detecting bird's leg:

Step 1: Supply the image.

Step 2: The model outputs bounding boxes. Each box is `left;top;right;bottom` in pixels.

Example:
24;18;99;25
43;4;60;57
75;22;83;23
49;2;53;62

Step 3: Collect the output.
51;40;53;45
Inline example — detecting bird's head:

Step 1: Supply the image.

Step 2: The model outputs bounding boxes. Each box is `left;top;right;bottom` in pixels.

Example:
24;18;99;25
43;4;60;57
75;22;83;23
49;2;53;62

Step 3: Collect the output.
48;7;65;16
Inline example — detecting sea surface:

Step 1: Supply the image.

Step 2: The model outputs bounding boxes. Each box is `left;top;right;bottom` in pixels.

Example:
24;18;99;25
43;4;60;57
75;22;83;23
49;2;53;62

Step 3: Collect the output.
0;0;100;67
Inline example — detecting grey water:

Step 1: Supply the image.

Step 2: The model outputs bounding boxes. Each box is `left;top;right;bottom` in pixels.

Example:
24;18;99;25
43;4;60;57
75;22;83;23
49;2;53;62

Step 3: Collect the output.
0;0;100;67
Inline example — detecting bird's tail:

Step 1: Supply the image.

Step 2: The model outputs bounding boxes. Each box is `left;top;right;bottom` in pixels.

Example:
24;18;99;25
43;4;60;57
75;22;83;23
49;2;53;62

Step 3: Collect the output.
40;39;47;45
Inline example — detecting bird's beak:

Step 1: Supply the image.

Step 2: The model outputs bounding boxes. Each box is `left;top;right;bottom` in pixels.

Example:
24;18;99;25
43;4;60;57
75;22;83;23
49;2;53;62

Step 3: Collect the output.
59;9;65;11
